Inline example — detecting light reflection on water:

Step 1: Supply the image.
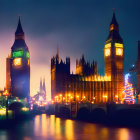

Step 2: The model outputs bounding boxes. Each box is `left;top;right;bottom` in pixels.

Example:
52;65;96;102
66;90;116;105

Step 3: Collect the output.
0;114;139;140
118;128;129;140
65;119;74;140
56;117;61;135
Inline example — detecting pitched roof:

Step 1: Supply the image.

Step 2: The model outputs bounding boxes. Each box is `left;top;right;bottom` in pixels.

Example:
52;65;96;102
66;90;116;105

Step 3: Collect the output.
110;12;118;26
15;17;24;34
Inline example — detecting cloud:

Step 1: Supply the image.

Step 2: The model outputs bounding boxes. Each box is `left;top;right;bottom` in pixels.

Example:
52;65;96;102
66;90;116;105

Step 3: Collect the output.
0;0;139;97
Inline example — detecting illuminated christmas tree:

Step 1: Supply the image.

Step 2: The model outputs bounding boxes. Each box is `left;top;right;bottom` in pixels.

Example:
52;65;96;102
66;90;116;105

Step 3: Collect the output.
123;74;135;104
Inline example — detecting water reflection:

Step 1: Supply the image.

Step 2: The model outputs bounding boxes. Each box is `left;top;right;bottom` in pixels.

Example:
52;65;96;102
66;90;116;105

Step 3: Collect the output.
0;131;8;140
34;115;40;136
83;123;98;139
99;128;109;140
50;115;55;135
118;128;129;140
65;119;74;140
24;137;32;140
56;118;61;136
41;114;47;136
0;114;139;140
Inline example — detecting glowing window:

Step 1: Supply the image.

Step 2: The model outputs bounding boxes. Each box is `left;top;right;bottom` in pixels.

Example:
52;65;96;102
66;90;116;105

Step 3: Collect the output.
110;25;114;31
105;48;111;56
116;48;123;56
105;43;111;49
115;43;123;48
28;59;30;65
26;52;30;58
13;51;23;58
13;58;22;66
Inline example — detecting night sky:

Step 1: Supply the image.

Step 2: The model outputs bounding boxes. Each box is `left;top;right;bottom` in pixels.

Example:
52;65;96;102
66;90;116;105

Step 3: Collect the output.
0;0;140;99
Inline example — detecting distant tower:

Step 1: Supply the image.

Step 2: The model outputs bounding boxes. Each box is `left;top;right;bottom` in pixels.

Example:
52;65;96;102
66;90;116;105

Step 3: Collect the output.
43;78;46;94
104;12;124;102
43;78;46;100
40;77;43;93
39;77;46;100
10;17;30;99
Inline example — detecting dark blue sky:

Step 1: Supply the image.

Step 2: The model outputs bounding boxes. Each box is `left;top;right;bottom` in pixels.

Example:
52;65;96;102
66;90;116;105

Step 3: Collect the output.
0;0;139;96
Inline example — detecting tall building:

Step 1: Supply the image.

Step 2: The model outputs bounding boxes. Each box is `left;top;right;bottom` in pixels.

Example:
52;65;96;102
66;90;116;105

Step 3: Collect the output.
6;17;30;99
136;41;140;94
104;12;124;101
40;77;46;100
51;12;124;103
6;55;11;93
131;41;140;94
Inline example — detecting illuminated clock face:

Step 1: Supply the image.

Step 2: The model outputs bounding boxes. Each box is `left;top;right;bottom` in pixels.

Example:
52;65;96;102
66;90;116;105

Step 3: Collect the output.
13;58;22;66
12;50;23;58
115;43;123;48
105;43;111;49
116;48;123;56
105;48;111;56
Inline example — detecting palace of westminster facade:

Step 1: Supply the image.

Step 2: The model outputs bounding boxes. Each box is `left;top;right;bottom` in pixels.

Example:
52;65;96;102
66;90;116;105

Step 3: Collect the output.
51;12;124;103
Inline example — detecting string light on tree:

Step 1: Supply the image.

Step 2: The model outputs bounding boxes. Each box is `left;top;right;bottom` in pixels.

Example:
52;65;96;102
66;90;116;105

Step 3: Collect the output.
123;74;135;104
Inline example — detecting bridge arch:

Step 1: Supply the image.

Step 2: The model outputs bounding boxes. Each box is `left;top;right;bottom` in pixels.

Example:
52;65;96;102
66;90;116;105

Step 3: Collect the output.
90;108;106;122
77;107;90;120
58;106;71;118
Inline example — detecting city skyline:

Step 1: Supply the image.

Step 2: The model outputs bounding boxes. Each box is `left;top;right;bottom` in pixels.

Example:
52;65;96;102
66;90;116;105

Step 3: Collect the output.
0;0;140;100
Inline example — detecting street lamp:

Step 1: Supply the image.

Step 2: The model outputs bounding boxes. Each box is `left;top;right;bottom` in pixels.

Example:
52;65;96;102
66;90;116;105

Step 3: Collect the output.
70;96;73;102
68;94;71;102
115;95;119;103
76;95;79;102
59;94;62;103
63;97;65;103
103;95;107;103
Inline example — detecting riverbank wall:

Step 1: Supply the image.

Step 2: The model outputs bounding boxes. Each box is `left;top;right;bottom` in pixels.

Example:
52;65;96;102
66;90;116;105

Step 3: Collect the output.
46;103;140;127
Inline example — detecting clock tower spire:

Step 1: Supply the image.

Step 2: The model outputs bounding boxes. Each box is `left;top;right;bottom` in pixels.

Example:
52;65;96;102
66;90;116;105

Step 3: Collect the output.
104;12;124;102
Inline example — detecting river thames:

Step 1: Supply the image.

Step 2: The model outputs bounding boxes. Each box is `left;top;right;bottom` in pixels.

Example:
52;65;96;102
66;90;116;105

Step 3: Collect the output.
0;114;140;140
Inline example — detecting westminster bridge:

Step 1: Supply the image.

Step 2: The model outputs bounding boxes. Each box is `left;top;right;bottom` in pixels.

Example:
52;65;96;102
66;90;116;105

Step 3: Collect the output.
45;102;140;125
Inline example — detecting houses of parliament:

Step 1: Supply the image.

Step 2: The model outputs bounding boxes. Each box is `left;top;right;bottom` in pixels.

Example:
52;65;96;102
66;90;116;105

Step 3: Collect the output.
51;12;124;103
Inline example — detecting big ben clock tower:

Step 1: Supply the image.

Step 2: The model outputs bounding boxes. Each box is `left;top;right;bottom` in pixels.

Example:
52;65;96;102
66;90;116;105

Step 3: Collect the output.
10;17;30;99
104;12;124;102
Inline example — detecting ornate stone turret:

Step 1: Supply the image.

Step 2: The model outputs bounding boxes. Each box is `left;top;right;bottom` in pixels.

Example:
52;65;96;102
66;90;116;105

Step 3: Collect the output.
76;55;97;76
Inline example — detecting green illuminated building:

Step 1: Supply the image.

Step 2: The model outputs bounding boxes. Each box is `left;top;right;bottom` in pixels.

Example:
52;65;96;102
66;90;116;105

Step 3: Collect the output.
6;17;30;99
